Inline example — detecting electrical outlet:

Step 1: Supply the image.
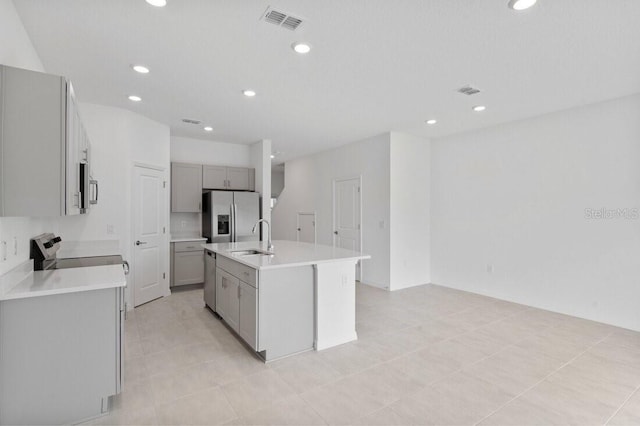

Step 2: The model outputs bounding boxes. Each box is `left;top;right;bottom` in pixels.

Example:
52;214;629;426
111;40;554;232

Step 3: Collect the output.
486;264;494;274
379;220;385;229
107;224;115;235
181;220;187;228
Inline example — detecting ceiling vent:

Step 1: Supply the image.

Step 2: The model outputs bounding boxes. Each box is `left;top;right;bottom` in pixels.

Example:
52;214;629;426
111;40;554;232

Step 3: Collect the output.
182;118;202;125
457;85;481;96
262;7;303;31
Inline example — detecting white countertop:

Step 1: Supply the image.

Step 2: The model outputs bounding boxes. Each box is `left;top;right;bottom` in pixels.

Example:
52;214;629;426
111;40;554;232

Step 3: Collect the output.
171;236;207;243
202;240;370;270
0;261;126;301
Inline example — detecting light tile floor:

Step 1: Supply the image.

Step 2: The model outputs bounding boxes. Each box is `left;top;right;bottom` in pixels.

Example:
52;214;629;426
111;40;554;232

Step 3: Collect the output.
84;283;640;425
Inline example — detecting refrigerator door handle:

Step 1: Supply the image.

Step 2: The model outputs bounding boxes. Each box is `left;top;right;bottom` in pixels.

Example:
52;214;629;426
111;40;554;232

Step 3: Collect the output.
234;203;239;242
231;203;236;242
229;204;234;242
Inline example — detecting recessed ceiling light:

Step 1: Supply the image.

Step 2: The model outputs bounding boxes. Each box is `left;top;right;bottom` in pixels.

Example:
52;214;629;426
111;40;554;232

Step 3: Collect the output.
132;65;149;74
204;126;213;132
292;43;311;54
472;105;486;112
270;154;275;159
508;0;537;10
145;0;167;7
243;90;256;97
128;95;142;102
426;119;437;125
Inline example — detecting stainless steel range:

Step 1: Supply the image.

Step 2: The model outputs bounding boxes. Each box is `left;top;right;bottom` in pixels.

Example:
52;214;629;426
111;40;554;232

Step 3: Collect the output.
30;233;129;274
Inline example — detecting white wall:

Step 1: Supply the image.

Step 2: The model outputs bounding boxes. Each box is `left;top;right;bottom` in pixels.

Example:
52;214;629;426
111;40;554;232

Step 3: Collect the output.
251;140;272;238
272;133;391;288
271;169;285;198
0;0;43;73
171;136;251;167
55;103;171;308
431;94;640;331
389;132;431;290
0;0;52;275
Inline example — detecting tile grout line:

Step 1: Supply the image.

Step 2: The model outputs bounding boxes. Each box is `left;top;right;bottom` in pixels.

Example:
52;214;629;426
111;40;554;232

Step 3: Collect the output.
130;286;619;426
472;331;614;426
603;383;640;426
348;306;560;424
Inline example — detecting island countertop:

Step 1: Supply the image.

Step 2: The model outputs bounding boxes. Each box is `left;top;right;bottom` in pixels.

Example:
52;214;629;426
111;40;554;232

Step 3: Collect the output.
202;240;370;270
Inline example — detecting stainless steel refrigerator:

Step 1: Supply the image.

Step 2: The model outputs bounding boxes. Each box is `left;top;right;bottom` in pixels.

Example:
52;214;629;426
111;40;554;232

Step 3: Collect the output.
202;191;260;243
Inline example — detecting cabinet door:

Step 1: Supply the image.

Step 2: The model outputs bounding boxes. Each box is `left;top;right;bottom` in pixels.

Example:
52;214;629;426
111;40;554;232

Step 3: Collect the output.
238;281;258;350
226;167;250;191
65;83;81;215
215;268;227;320
202;165;228;189
226;275;240;332
171;163;203;212
216;269;239;331
173;251;205;286
0;66;67;217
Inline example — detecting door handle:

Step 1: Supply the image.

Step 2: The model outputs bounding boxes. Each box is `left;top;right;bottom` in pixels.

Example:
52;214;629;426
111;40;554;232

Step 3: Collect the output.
334;231;338;235
135;240;147;246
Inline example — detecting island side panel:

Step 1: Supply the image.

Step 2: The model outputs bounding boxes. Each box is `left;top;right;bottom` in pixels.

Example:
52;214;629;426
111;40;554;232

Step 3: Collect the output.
258;266;314;361
314;260;358;350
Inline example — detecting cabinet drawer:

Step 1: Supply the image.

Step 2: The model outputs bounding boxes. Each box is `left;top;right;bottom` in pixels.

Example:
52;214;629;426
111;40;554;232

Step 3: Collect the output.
217;256;257;287
174;241;204;252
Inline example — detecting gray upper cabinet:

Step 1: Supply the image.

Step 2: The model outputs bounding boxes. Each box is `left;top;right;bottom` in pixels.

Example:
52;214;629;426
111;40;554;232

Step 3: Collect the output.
202;165;227;189
227;167;252;191
0;65;89;216
202;165;255;191
171;162;202;212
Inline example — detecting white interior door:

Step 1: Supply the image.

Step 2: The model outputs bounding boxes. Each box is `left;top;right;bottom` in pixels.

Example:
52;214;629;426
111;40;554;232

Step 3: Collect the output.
297;213;316;243
333;177;362;279
133;165;166;306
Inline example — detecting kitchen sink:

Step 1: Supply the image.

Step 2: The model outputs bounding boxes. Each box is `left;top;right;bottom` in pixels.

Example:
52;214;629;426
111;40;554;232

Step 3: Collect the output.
229;249;273;256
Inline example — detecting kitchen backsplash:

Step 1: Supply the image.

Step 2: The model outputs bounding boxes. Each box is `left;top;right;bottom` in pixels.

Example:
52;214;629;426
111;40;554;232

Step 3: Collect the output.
170;212;201;237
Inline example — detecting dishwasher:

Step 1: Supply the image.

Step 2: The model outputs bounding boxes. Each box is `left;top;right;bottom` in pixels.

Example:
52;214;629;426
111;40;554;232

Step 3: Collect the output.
204;250;217;312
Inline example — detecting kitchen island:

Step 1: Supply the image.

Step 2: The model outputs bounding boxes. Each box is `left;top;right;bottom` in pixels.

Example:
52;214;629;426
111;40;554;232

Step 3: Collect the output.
202;240;370;361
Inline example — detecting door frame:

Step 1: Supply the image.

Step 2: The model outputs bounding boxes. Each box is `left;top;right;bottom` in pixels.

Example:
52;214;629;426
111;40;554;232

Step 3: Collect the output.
332;175;363;280
296;212;317;243
131;162;169;308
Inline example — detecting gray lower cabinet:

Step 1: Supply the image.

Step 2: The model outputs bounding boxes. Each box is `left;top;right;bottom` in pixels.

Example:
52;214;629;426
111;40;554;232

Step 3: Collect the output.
214;256;313;360
216;267;241;333
0;287;123;425
171;242;204;287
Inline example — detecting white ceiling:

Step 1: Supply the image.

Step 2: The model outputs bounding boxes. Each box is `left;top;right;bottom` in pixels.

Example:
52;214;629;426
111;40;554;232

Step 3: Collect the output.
13;0;640;162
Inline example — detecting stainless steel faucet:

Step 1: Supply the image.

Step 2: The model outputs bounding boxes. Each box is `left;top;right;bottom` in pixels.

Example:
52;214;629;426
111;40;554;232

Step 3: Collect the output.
252;219;273;251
